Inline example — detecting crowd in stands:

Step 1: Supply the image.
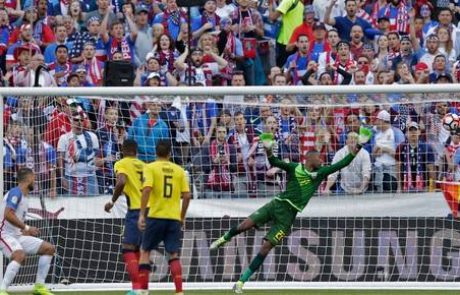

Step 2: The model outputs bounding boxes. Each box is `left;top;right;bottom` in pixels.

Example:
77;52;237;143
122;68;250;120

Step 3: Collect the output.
1;0;460;198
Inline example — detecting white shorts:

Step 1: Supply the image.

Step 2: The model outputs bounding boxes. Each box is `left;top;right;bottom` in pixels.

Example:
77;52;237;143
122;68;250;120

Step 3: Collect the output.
0;234;44;259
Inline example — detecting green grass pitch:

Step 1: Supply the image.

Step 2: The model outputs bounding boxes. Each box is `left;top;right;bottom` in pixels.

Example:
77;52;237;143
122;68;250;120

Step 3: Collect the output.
10;291;460;295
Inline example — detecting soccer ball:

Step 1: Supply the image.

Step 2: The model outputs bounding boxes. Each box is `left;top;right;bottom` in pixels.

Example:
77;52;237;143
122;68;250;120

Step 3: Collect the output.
443;113;460;132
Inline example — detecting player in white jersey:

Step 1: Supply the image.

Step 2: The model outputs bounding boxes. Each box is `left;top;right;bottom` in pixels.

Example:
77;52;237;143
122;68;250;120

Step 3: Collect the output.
0;168;55;295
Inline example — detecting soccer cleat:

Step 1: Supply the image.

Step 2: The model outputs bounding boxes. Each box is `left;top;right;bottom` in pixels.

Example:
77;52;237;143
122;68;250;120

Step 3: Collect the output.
0;290;9;295
210;236;228;250
232;281;244;294
32;283;54;295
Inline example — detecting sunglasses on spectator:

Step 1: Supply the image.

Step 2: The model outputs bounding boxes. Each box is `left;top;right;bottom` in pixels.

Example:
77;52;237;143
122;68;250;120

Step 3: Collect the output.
358;61;369;65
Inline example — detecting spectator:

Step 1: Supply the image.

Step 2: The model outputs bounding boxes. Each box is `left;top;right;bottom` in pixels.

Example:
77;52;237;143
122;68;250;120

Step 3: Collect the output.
436;26;456;64
8;6;55;50
349;24;364;59
85;0;117;27
287;5;316;52
429;54;449;83
67;0;87;32
395;122;435;192
133;6;153;67
100;9;137;62
14;52;56;87
372;110;397;192
324;131;371;194
48;45;72;86
378;0;410;35
152;33;179;74
284;34;311;85
96;106;124;194
394;61;415;84
207;125;234;192
152;0;187;41
254;115;282;197
309;22;331;63
81;42;104;86
269;0;304;67
414;62;430;84
216;0;236;19
175;47;228;86
227;111;258;196
127;99;169;162
6;24;41;70
317;28;340;75
412;33;442;73
391;36;418;72
43;24;70;64
426;101;452;175
329;41;355;85
57;112;100;196
3;120;27;191
22;126;58;199
231;0;265;85
217;17;244;76
69;17;104;63
325;0;375;42
193;0;220;39
223;71;246;115
170;96;191;165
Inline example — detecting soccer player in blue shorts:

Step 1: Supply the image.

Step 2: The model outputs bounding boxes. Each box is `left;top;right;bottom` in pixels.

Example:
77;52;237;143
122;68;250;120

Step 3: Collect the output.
138;140;191;295
104;140;145;295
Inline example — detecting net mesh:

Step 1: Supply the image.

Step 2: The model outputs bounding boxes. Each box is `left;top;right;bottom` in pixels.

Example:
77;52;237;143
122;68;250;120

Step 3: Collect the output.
2;92;460;286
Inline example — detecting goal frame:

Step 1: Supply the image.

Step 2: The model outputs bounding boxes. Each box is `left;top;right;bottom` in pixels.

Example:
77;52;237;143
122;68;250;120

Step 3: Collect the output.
1;84;460;292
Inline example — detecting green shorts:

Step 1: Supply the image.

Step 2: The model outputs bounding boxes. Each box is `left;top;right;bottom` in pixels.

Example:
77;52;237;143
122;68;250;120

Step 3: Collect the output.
249;198;298;246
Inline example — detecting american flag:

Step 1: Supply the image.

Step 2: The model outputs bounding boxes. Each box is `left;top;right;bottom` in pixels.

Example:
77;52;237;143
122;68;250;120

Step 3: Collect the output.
382;0;410;34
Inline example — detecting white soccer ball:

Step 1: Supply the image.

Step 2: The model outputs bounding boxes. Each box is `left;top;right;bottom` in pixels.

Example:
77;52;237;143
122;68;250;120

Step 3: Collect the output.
443;113;460;132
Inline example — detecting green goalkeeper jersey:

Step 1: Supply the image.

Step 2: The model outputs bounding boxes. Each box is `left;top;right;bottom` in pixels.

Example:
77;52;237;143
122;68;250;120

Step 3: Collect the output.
268;152;356;212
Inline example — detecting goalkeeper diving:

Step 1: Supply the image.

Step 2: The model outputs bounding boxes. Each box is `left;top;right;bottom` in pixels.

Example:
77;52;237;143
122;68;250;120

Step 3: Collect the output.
210;127;372;294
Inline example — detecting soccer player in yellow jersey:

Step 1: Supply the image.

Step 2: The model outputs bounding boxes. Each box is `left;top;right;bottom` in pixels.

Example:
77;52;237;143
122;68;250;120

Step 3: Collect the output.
137;140;191;295
104;140;145;295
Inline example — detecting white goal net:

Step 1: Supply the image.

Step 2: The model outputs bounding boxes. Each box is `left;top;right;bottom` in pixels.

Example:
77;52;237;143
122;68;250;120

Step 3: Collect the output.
1;85;460;291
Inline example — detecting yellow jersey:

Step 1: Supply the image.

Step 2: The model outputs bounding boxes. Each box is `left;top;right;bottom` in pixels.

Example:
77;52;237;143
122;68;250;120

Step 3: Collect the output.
114;157;146;210
143;160;190;221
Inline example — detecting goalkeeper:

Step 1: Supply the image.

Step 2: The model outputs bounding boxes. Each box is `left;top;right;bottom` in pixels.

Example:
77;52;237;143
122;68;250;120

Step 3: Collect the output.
210;128;372;294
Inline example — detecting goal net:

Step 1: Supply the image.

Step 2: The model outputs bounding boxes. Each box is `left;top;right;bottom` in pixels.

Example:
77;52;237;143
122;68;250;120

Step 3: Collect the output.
1;86;460;291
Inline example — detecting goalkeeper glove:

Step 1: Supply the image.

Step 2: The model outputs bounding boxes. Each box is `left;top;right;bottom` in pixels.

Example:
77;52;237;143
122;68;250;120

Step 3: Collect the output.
260;133;275;151
358;126;372;145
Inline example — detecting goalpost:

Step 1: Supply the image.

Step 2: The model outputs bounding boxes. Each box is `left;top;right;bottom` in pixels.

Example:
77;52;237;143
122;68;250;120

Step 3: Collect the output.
1;84;460;292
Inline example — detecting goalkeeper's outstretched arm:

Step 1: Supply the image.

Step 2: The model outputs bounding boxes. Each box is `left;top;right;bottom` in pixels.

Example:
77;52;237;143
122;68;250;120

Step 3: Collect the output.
265;140;297;172
319;128;371;177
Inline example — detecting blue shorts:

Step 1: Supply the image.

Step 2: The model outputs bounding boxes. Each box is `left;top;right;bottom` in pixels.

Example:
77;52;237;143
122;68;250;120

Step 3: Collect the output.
141;218;182;253
123;210;142;247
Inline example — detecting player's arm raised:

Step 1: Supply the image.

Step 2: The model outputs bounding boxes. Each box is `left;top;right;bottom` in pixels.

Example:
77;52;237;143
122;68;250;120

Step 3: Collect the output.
105;173;127;213
319;127;372;177
263;138;296;172
4;208;39;236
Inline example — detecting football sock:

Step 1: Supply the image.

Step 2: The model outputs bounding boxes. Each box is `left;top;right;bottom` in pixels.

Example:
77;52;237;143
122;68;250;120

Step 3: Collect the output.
169;258;183;293
138;264;151;290
36;255;53;284
223;226;240;241
1;260;21;289
239;253;267;283
123;250;140;289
